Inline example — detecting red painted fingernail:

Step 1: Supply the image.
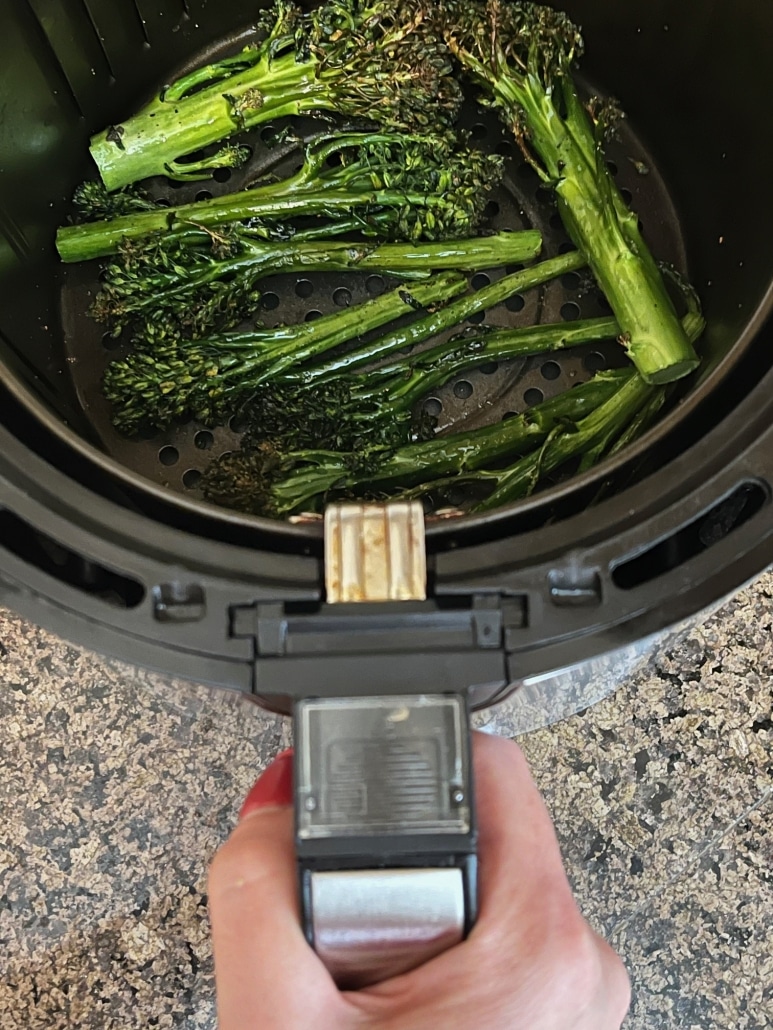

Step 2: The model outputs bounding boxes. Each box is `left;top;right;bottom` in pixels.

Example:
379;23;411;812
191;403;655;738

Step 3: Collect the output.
239;749;294;819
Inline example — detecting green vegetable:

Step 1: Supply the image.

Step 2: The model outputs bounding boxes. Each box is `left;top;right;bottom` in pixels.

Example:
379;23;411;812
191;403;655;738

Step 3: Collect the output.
292;250;585;384
92;228;542;344
246;313;618;451
58;133;506;262
433;0;701;385
201;370;630;516
201;286;705;517
89;0;463;190
103;272;468;433
103;251;577;433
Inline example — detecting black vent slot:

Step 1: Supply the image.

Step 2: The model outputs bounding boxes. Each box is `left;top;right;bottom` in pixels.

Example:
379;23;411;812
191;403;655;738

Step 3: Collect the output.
0;508;145;608
612;482;768;590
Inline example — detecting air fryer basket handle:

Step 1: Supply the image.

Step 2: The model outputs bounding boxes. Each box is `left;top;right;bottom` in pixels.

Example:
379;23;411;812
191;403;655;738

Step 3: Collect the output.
288;503;478;987
293;692;477;988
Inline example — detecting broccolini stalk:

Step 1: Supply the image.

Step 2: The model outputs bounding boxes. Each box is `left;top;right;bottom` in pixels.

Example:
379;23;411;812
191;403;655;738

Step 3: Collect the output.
295;250;586;384
103;272;467;433
201;371;630;516
59;133;506;262
247;313;619;451
93;228;542;344
203;293;705;517
435;0;700;385
90;0;462;190
474;373;655;511
102;250;577;434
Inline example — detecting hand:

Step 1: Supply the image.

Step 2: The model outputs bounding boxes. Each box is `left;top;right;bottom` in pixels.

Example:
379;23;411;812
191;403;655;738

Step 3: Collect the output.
209;732;630;1029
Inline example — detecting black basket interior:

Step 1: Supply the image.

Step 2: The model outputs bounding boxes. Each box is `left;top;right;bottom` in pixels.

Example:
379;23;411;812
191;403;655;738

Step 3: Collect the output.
2;0;773;515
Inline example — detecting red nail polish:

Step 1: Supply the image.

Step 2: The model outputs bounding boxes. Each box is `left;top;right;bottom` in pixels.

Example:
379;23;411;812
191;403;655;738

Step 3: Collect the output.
239;748;294;819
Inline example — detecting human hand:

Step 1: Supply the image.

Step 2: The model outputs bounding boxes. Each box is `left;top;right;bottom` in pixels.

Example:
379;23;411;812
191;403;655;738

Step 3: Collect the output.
209;732;630;1030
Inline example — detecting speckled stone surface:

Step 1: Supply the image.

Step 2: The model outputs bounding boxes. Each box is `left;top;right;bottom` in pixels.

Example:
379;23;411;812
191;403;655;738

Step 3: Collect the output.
1;572;771;1028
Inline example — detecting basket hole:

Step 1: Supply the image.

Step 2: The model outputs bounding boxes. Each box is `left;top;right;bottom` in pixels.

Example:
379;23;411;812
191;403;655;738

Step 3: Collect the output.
295;279;314;298
194;431;214;451
424;398;442;417
541;361;561;381
480;361;498;375
549;212;564;231
305;309;323;321
561;272;581;290
261;292;279;311
505;294;525;313
559;242;577;255
260;125;277;142
195;190;213;202
471;273;491;290
102;332;122;351
505;263;524;275
607;160;619;176
155;198;172;208
496;140;515;157
168;179;186;189
560;302;581;321
367;275;385;296
183;469;202;489
158;446;179;466
453;380;474;400
502;410;519;420
333;287;352;307
583;351;608;372
470;123;488;140
524;388;544;407
619;187;633;206
484;200;500;218
213;168;232;183
468;311;486;324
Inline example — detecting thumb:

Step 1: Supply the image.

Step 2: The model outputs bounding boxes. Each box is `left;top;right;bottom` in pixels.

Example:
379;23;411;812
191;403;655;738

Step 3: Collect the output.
208;751;344;1030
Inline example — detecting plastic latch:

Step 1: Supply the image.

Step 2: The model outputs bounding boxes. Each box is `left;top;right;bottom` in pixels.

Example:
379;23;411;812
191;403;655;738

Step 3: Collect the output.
324;502;426;604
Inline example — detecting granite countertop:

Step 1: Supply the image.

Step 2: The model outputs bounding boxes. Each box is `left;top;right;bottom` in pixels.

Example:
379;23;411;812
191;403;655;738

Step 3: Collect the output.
1;572;771;1028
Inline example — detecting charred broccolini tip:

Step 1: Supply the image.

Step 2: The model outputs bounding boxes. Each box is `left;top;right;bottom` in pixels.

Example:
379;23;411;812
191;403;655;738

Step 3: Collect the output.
72;182;159;221
102;251;587;438
90;0;463;190
58;132;506;263
101;272;469;433
431;0;701;385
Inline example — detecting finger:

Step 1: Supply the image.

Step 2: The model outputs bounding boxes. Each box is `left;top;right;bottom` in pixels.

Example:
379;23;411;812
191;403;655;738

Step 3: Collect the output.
208;757;351;1030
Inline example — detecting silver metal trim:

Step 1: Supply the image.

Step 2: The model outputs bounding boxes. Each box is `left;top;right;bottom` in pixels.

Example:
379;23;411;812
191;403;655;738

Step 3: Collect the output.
311;868;465;988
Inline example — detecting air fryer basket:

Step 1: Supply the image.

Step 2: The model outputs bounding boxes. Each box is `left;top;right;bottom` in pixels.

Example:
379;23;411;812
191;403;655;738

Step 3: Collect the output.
1;0;772;712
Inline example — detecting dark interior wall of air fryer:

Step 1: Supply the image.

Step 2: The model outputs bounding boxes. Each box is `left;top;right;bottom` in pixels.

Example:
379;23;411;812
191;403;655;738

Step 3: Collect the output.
0;0;771;424
0;0;267;424
563;0;773;368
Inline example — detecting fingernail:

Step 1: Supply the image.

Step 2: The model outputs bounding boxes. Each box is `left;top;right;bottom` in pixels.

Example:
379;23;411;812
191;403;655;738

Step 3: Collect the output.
239;748;294;819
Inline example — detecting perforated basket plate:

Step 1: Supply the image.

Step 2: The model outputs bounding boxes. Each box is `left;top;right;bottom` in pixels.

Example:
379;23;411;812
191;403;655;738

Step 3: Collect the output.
60;29;688;513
